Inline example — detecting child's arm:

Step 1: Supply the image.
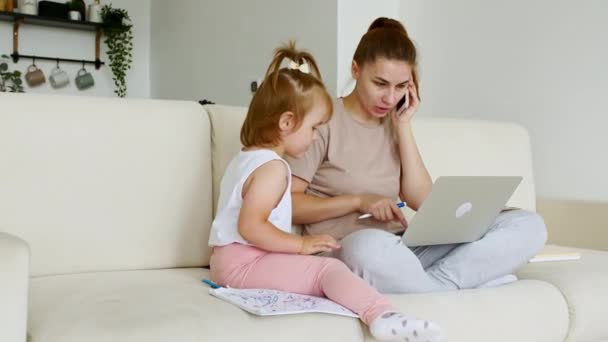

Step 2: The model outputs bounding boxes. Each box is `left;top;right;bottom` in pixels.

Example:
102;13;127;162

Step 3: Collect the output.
238;160;338;254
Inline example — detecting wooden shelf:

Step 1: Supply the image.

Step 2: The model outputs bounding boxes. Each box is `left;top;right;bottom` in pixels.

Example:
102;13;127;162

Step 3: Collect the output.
0;10;104;69
0;11;102;31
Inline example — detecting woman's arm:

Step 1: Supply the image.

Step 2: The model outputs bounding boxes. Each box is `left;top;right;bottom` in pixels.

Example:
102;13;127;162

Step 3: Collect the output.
291;176;408;228
291;176;360;225
396;124;432;210
394;84;432;210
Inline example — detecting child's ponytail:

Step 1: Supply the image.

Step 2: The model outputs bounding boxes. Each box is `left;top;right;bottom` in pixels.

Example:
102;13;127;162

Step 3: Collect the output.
240;41;333;148
264;41;324;93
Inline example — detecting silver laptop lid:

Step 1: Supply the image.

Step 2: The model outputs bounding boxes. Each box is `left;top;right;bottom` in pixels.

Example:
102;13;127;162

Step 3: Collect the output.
402;176;522;247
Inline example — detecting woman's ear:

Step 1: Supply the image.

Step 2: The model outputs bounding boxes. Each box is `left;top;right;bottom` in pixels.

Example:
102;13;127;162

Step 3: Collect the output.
351;60;361;80
278;111;295;132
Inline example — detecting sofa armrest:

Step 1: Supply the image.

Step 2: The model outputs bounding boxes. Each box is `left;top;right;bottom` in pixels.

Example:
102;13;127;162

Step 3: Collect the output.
0;232;30;342
537;198;608;251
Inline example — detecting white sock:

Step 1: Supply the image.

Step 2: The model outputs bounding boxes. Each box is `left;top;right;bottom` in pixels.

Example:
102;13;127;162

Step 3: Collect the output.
476;274;518;288
369;311;443;341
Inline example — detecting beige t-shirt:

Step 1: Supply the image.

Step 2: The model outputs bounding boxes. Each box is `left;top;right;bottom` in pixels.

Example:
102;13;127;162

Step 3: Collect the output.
286;98;404;240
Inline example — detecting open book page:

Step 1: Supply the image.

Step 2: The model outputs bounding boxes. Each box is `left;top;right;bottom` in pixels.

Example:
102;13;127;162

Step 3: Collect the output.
209;287;358;318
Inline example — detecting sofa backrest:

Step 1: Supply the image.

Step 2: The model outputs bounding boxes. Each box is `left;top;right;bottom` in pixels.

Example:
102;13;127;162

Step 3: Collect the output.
0;94;214;276
412;117;536;210
0;94;537;275
205;105;249;215
206;105;537;225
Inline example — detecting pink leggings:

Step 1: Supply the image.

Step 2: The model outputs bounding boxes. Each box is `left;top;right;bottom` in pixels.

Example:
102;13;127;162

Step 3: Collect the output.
210;243;395;325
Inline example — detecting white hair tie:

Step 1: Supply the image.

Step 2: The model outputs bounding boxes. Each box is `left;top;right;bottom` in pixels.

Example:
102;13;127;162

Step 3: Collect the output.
288;60;310;74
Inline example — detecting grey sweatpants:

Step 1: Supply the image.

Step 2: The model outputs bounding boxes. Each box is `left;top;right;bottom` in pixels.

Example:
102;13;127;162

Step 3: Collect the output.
331;210;547;294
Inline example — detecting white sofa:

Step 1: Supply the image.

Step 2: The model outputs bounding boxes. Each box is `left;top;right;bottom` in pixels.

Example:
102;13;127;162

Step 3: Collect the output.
1;93;607;342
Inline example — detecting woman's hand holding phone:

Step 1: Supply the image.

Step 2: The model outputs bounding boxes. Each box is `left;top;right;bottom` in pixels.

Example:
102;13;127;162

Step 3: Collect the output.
396;93;408;113
393;81;419;127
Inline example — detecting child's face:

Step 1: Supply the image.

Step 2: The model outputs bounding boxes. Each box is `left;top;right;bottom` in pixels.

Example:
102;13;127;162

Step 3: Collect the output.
283;94;330;159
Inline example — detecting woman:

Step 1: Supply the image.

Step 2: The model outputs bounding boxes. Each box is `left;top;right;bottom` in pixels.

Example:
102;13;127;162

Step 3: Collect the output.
286;17;547;294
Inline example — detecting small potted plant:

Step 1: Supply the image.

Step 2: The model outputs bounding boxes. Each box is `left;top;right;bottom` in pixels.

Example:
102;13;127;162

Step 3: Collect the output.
0;54;25;93
101;4;133;97
66;0;85;21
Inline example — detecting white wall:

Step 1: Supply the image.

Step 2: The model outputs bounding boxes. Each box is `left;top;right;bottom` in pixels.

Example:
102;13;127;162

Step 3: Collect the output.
0;0;150;98
150;0;337;106
400;0;608;202
150;0;402;102
4;1;603;201
336;0;399;96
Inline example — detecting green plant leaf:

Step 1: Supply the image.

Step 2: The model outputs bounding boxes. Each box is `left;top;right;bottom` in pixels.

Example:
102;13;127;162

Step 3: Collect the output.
0;63;7;72
102;4;133;98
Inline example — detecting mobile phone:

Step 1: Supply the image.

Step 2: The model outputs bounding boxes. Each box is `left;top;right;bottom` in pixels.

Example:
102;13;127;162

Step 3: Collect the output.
396;93;409;112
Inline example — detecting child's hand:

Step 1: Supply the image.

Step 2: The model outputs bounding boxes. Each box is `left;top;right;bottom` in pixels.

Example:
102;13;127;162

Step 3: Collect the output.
299;234;341;255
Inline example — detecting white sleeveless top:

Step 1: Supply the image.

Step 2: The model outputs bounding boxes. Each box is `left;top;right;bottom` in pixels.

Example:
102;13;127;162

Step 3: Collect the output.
208;149;292;247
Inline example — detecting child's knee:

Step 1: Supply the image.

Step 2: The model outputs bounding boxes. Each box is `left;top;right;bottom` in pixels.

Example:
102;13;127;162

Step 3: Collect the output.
322;257;350;274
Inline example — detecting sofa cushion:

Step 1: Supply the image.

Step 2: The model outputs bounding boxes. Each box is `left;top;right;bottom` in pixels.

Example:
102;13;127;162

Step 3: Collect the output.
516;245;608;342
27;268;570;342
0;94;214;276
377;280;568;342
27;268;363;342
0;232;29;342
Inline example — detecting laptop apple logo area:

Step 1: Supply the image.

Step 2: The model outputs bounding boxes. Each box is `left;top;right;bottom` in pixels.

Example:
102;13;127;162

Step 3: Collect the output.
401;176;523;247
455;202;473;218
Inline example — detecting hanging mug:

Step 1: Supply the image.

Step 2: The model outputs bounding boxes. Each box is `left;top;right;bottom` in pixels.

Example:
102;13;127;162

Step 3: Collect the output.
25;64;45;87
75;67;94;90
19;0;37;15
49;66;69;89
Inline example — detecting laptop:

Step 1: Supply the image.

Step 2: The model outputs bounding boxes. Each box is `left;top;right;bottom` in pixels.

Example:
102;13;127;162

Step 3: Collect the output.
401;176;522;247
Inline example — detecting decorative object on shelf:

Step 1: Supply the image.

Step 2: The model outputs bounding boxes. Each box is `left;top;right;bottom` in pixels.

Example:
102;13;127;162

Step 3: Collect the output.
5;0;15;12
68;10;80;20
75;62;94;90
101;4;132;97
38;0;68;19
18;0;37;15
87;0;101;23
0;54;24;92
66;0;84;21
49;59;69;89
24;57;45;87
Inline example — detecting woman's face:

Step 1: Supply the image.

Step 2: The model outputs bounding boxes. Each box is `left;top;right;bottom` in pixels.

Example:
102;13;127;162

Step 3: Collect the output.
352;57;412;118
